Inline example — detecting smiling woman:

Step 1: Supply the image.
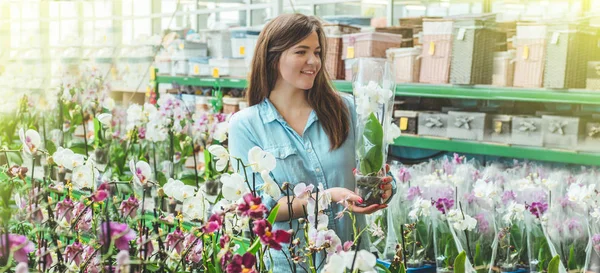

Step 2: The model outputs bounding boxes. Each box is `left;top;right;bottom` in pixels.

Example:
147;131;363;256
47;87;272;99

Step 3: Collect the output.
227;13;395;272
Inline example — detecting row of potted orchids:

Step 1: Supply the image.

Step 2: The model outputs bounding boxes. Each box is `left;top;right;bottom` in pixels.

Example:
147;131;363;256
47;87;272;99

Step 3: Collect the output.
0;66;405;273
384;155;600;273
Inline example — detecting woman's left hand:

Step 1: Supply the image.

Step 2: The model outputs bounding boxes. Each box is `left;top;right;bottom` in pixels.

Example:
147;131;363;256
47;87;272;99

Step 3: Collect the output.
380;164;394;204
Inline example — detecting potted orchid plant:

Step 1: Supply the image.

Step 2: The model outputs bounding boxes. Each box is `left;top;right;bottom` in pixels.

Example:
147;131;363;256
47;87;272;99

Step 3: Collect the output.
352;58;400;207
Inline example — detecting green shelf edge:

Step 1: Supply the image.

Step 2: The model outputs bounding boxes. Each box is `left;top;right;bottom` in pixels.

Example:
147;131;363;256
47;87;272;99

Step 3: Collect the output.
155;75;247;89
393;135;600;166
156;76;600;105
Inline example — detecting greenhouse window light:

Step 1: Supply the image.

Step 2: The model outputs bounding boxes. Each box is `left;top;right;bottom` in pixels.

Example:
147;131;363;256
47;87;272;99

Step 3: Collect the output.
405;5;427;10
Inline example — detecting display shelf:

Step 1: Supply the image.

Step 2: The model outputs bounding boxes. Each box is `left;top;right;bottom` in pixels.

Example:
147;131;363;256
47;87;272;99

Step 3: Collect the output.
152;75;600;166
394;135;600;166
155;76;600;105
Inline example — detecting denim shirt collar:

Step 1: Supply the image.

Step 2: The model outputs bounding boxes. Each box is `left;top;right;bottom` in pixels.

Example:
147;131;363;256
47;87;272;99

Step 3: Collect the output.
259;98;319;127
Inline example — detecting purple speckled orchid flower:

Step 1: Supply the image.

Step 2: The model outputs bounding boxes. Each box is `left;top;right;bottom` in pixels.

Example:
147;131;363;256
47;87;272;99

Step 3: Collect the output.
528;202;548;219
406;187;422;201
435;198;454;214
453;153;464;164
64;241;84;266
166;228;186;254
502;191;516;204
119;195;139;219
474;213;490;233
99;222;137;251
592;234;600;253
397;168;411;183
55;196;75;222
0;234;35;263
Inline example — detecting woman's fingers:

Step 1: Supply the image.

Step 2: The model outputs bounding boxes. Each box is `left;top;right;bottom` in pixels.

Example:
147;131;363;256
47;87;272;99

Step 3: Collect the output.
379;183;393;191
385;164;390;173
351;204;388;214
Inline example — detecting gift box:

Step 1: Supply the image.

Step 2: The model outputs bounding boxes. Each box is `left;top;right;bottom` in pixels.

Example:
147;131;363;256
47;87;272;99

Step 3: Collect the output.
419;19;453;84
447;111;486;141
543;21;597;89
578;121;600;152
542;115;581;149
492;50;516;86
418;112;448;138
449;14;497;85
342;32;404;60
586;61;600;90
485;114;511;143
510;116;543;147
386;47;421;83
375;27;414;47
324;24;361;80
513;23;547;88
394;110;418;135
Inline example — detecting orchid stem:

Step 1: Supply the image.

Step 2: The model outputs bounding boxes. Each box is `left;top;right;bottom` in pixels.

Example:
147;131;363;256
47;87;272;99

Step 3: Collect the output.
80;108;89;156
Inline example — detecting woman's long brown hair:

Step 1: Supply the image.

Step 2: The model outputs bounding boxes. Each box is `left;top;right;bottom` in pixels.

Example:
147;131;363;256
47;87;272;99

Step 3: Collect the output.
246;13;350;150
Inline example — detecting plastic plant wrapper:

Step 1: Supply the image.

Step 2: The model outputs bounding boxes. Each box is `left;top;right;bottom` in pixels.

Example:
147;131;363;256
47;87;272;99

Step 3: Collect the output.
460;175;505;273
386;161;437;268
352;58;397;206
543;174;598;273
521;188;556;273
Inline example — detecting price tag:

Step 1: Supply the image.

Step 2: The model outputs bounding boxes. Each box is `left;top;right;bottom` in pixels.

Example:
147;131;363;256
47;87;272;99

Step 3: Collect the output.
400;117;409;131
428;41;436;56
212;68;220;78
149;66;156;80
239;46;246;56
346;46;355;59
179;43;185;50
457;28;466;41
146;86;151;97
193;65;200;75
523;45;529;60
551;32;560;45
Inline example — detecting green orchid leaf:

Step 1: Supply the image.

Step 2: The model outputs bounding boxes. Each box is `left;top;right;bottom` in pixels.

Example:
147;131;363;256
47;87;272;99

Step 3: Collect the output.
548;255;560;273
359;113;384;175
454;251;466;273
267;204;280;225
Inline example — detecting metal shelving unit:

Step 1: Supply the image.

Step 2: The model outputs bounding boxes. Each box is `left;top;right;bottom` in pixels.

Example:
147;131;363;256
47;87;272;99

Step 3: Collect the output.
152;74;600;166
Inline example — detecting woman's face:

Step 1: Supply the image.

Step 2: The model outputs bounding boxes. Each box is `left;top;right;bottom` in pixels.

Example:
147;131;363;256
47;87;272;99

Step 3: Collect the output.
277;31;322;91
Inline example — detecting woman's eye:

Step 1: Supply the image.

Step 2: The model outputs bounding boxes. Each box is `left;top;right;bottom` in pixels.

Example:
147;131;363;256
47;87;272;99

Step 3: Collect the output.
315;52;321;56
296;51;306;55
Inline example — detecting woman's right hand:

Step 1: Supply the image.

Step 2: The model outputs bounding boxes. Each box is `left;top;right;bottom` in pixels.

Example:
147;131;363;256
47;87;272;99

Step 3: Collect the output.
325;187;387;215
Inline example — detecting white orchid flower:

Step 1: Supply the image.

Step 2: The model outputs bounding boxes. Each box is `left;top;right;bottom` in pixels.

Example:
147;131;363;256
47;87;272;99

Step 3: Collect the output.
220;173;249;202
307;184;332;213
450;212;478;231
386;123;401;144
163;178;184;197
260;170;281;200
293;183;314;199
343;249;377;273
19;128;41;155
248;146;276;173
129;160;153;187
97;113;112;127
308;213;329;231
315;229;342;254
146;120;168;142
212;122;229;143
102;97;115;111
208;145;230;172
323;253;345;273
71;163;98;190
408;197;431;220
567;183;596;207
126;104;143;129
503;201;525;225
182;191;206;221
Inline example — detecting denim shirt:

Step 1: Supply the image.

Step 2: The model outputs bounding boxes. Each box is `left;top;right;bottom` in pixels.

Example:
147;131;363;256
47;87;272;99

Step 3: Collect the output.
228;94;367;270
